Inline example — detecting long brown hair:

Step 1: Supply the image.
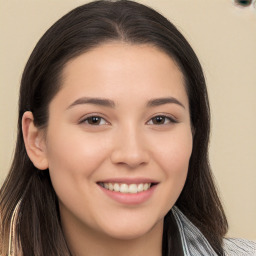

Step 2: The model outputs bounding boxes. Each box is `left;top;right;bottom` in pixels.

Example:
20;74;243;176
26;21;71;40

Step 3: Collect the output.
0;1;228;255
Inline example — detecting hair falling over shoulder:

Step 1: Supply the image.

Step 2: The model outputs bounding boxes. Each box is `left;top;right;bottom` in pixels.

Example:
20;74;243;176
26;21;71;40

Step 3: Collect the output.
0;1;228;255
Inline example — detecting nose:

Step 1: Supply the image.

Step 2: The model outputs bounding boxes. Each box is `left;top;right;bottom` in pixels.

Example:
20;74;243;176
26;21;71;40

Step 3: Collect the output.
110;126;150;169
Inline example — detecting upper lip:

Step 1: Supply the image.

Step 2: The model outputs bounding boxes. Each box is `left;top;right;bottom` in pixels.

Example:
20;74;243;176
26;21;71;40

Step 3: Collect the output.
97;177;159;185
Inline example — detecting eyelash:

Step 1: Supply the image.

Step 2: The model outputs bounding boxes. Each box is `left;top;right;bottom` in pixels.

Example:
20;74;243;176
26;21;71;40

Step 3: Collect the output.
79;115;109;126
79;114;178;126
147;115;178;125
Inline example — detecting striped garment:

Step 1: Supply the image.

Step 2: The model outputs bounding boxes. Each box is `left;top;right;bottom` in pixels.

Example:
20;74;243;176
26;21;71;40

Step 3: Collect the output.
172;206;256;255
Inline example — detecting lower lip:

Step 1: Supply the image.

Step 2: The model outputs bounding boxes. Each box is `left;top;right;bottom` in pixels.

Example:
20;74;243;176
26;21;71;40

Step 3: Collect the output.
98;184;157;205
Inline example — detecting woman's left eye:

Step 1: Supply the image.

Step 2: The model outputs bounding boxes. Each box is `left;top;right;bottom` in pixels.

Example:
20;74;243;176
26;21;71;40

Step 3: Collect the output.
80;116;108;125
147;115;177;125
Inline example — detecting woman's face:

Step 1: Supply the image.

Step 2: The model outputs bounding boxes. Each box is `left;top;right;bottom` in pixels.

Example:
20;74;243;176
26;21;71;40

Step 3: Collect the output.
43;42;193;240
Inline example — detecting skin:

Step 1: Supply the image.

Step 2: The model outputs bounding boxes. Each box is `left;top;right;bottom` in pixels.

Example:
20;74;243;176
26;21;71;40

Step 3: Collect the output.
22;42;193;256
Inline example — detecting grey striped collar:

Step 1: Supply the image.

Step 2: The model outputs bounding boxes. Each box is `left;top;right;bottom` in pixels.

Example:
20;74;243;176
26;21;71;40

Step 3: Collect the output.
172;206;256;256
172;206;218;255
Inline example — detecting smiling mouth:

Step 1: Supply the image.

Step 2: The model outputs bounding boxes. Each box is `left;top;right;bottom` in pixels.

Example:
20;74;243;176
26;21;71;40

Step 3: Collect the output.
97;182;157;194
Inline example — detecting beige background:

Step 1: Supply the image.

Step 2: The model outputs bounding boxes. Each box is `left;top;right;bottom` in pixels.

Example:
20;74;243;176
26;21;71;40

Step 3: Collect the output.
0;0;255;240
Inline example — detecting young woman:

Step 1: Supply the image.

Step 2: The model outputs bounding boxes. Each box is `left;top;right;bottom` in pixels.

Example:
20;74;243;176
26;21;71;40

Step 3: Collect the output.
0;1;255;255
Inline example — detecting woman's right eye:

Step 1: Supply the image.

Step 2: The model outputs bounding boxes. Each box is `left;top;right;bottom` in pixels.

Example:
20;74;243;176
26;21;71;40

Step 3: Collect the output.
80;116;108;125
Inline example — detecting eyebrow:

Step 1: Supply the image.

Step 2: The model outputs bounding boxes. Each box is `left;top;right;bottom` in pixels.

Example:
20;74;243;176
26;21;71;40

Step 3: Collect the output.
67;96;185;110
146;97;185;109
67;97;115;109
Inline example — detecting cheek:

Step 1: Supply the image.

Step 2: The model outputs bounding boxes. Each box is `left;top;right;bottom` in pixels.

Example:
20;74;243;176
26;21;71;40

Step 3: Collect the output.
151;128;192;209
46;128;110;173
153;128;193;174
45;128;112;200
45;129;113;220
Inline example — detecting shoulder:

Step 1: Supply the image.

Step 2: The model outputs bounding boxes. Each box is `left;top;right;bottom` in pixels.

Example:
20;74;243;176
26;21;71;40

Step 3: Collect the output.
223;238;256;256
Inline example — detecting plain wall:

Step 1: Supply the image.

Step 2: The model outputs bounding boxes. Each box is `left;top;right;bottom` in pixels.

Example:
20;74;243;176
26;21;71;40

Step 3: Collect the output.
0;0;255;240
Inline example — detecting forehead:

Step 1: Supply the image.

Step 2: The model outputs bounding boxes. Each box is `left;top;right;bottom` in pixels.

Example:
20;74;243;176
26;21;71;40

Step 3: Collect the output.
55;42;188;108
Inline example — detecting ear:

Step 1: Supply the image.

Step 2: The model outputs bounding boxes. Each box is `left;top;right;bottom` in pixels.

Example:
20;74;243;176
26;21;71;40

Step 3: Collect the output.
22;111;49;170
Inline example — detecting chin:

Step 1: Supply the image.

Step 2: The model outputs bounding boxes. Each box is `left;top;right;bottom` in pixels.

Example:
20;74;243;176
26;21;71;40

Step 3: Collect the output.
105;228;152;240
99;216;163;241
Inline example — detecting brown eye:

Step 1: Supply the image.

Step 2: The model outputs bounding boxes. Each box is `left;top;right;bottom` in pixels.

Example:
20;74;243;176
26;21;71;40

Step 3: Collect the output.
152;116;166;125
87;116;101;125
81;116;108;125
148;115;176;125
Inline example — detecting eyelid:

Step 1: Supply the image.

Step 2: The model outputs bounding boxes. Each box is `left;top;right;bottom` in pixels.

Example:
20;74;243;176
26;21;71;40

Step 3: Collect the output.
146;114;178;125
78;113;110;125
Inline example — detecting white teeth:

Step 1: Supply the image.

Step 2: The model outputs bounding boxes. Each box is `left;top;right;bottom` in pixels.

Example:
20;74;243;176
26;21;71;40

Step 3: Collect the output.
143;183;149;191
137;183;144;192
100;182;152;193
113;183;120;192
109;183;114;191
120;184;129;193
129;184;138;193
